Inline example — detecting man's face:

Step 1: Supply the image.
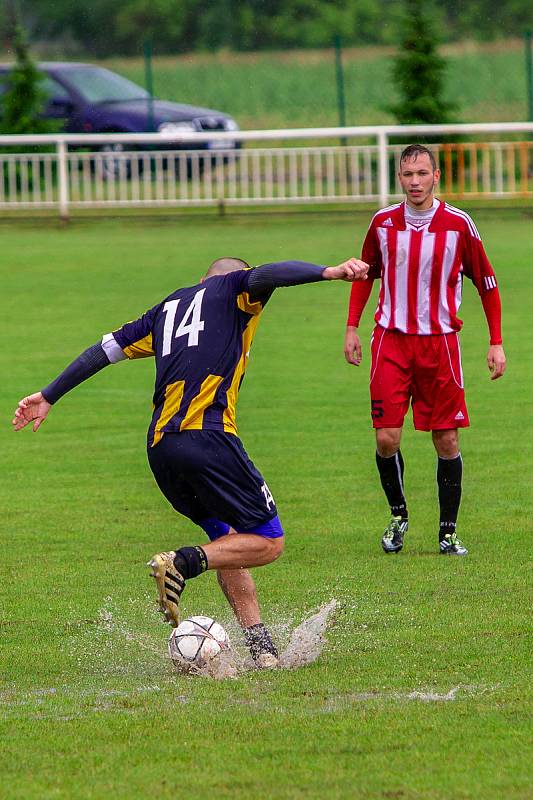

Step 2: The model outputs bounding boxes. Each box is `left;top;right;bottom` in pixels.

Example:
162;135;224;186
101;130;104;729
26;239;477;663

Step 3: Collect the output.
398;153;440;210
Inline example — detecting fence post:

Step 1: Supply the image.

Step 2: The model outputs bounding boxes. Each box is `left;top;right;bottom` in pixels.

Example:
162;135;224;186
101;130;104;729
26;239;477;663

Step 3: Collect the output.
57;139;69;220
144;40;155;132
526;31;533;122
334;35;346;132
377;130;389;207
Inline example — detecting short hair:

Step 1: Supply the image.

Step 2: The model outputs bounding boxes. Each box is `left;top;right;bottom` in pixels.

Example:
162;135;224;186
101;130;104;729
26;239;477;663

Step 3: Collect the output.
205;257;250;278
399;144;437;171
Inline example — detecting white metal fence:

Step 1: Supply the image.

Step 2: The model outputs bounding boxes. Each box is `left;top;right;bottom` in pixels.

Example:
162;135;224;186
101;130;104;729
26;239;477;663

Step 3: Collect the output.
1;123;532;217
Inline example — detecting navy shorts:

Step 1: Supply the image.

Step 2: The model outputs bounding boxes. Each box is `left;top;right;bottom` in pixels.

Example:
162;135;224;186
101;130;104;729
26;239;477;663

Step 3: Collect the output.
147;430;282;535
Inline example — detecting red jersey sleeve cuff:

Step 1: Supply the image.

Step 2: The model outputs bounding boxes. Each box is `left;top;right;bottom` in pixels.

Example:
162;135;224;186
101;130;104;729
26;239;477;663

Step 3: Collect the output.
481;287;502;346
347;279;373;327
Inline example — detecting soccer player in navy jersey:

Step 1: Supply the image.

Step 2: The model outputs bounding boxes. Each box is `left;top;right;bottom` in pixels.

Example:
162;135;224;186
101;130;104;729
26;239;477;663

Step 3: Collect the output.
14;255;368;667
344;144;506;557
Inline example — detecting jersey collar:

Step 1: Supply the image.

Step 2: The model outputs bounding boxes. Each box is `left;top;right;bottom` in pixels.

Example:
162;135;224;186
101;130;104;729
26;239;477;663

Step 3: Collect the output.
395;199;446;231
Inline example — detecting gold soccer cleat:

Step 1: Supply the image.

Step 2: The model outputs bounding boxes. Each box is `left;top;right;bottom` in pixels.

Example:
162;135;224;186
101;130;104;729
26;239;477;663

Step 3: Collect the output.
147;551;185;627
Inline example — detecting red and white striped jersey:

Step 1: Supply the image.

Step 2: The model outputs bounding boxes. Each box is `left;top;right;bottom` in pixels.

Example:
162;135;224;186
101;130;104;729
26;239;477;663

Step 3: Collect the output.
348;200;500;337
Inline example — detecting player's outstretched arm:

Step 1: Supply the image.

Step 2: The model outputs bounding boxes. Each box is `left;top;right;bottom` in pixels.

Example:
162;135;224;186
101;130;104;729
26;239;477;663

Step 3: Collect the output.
322;258;369;282
487;344;506;380
247;258;368;299
12;342;112;433
12;392;52;432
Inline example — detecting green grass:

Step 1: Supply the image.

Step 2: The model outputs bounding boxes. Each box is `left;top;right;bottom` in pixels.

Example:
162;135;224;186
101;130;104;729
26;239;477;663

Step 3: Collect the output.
98;39;529;129
1;208;532;798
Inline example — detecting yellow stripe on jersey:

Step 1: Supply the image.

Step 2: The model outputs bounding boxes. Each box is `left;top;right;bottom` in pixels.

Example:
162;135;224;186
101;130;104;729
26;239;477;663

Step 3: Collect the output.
180;374;224;431
237;292;263;316
123;333;154;359
223;315;261;434
152;380;185;446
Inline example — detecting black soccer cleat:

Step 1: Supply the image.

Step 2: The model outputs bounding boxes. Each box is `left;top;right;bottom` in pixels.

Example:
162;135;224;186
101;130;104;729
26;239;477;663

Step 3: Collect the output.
147;551;186;627
244;623;279;669
381;516;409;553
439;533;468;556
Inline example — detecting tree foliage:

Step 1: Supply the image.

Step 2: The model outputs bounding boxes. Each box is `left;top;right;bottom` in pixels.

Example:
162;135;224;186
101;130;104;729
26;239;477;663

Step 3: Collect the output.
17;0;533;57
0;23;54;134
389;0;455;125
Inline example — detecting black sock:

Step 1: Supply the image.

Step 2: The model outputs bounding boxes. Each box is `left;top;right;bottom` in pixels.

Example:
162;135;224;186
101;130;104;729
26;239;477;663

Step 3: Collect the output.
244;623;278;659
437;453;462;541
376;450;408;518
173;546;208;579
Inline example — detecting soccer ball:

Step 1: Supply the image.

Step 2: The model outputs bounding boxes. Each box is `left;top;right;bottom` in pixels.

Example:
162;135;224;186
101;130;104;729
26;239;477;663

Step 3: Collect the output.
168;615;229;669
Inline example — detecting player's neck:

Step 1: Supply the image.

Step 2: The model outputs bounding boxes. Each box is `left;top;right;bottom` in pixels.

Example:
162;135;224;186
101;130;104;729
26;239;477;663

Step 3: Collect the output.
405;196;439;214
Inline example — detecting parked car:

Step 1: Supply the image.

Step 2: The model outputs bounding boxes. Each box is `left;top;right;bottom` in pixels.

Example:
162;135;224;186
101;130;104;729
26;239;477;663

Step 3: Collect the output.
0;61;239;174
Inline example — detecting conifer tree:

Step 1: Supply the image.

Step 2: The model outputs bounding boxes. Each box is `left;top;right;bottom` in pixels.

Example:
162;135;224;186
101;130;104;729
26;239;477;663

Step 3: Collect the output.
390;0;455;125
1;22;51;134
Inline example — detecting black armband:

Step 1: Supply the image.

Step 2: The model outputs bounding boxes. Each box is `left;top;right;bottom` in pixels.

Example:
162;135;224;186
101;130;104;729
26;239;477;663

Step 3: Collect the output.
41;342;111;405
247;260;326;300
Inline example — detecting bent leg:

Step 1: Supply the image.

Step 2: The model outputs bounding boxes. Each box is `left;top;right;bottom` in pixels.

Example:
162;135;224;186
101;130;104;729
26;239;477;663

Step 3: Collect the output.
203;532;284;571
217;568;260;628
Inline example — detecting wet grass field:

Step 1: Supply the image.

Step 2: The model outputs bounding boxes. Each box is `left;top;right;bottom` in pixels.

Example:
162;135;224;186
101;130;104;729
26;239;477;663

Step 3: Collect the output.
1;208;531;798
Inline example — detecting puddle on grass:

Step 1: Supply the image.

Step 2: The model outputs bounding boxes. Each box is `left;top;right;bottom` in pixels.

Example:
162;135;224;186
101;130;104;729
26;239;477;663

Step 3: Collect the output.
86;597;339;680
2;594;492;719
181;598;339;679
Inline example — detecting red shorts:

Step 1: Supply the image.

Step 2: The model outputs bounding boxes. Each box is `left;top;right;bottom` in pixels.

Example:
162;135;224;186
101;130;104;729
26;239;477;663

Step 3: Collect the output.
369;326;470;431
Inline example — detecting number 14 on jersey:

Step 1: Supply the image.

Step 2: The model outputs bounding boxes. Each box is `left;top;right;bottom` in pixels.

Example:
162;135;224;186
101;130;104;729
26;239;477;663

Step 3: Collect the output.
162;289;206;355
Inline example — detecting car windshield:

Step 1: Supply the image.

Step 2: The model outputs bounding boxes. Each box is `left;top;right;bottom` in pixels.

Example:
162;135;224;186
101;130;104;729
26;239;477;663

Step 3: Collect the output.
64;66;149;103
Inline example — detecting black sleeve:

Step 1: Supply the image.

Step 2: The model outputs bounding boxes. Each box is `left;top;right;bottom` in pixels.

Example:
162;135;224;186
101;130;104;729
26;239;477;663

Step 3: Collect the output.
247;260;326;302
41;343;111;405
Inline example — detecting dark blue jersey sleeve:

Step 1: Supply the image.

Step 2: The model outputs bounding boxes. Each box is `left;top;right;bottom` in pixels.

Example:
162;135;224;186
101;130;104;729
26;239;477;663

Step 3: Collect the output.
223;261;326;306
247;260;326;299
112;305;159;359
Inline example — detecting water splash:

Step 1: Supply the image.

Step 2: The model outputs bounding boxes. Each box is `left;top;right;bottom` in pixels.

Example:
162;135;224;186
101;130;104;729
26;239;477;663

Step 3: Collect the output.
279;599;338;669
170;599;338;679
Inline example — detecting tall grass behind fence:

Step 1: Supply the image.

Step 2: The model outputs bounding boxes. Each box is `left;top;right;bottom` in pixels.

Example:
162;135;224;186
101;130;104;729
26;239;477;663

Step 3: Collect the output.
101;40;529;130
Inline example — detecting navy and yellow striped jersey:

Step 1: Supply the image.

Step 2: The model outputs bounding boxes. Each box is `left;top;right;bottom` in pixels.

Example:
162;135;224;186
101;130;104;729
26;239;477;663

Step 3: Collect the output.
107;269;265;447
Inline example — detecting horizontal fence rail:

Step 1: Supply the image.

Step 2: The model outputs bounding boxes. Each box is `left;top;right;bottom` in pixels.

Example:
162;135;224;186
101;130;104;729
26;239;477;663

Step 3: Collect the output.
0;123;532;216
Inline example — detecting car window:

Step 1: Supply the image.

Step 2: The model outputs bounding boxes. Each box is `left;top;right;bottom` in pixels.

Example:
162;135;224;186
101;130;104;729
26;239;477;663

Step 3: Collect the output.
64;67;149;103
41;75;71;101
0;72;69;100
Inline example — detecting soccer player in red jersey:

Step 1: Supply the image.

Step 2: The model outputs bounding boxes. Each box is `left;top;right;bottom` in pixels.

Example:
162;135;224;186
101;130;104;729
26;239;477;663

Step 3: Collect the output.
344;144;506;556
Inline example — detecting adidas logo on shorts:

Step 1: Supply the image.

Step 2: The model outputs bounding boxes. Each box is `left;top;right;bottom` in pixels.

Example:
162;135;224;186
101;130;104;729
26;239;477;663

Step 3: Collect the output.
454;410;465;420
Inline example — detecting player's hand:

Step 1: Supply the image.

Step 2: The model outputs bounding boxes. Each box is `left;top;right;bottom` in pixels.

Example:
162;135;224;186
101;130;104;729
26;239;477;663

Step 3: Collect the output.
12;392;51;432
323;258;369;282
487;344;506;381
344;326;362;366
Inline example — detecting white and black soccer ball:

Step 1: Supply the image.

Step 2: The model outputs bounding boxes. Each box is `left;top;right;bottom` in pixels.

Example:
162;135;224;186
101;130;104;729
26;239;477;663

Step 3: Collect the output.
168;616;229;669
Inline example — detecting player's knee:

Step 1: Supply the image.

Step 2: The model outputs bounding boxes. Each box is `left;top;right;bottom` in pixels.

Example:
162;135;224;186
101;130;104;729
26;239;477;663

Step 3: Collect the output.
266;535;284;563
433;429;459;458
376;428;401;457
